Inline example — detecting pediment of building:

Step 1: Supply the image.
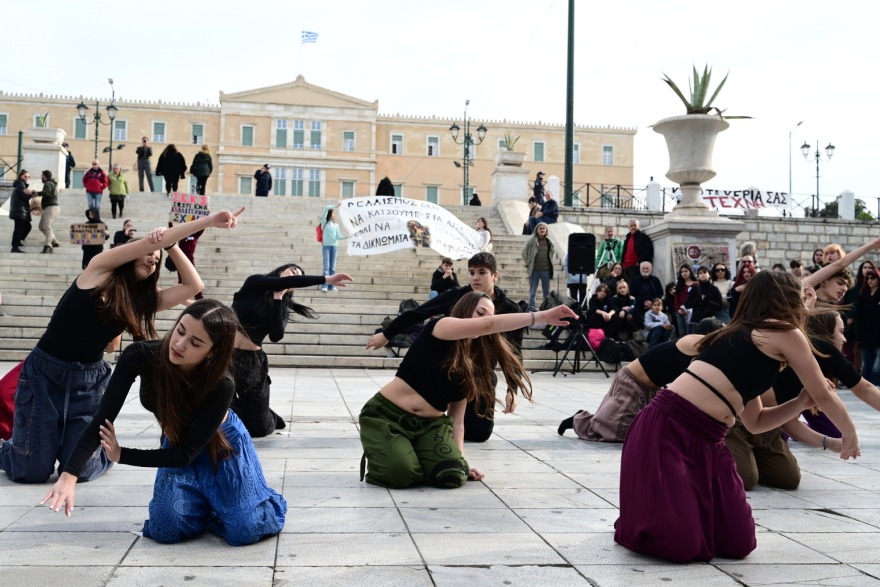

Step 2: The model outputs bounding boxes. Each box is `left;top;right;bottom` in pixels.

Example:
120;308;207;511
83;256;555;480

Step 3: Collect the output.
220;75;377;109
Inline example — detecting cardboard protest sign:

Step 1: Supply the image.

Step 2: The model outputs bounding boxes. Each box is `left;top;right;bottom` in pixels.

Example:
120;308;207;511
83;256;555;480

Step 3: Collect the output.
169;193;210;224
70;223;106;245
667;187;791;210
338;196;481;259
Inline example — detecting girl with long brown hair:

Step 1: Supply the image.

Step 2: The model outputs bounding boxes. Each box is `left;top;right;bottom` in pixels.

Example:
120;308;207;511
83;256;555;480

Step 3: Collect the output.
359;291;576;489
41;300;286;545
615;270;860;563
0;208;244;484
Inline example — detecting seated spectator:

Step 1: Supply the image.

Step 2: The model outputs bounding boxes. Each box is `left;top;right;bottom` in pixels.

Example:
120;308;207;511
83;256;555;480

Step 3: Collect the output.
771;263;786;272
811;248;826;267
643;298;674;347
522;197;539;235
630;261;663;327
611;280;637;339
112;219;136;248
674;265;700;336
711;263;733;324
527;190;558;233
823;243;845;266
688;266;722;332
662;282;678;334
789;260;803;277
429;257;459;300
602;262;626;293
587;284;620;339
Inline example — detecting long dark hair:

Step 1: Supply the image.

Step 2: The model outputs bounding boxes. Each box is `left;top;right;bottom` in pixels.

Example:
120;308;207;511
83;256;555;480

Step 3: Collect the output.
152;300;238;468
712;262;731;281
162;144;179;156
477;217;492;237
676;264;695;290
443;292;531;418
856;261;879;291
93;237;162;340
323;208;335;225
807;312;841;349
256;264;317;323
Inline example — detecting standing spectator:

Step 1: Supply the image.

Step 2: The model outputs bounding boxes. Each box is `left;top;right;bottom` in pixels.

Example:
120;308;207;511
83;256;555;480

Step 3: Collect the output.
848;261;880;372
475;217;492;252
527;190;558;233
643;298;674;347
803;265;818;278
564;252;589;304
728;263;755;318
533;171;545;204
740;253;757;273
156;144;186;196
811;248;826;267
824;244;845;266
135;137;155;192
190;145;213;195
522;197;539;235
611;280;637;339
80;207;109;270
376;176;395;196
469;192;482;206
688;266;722;331
789;260;803;277
62;142;75;189
622;219;654;283
36;170;60;254
630;261;663;327
673;265;699;336
771;263;786;271
254;165;273;197
107;163;130;220
595;225;624;281
9;169;35;253
82;159;109;210
738;242;759;272
522;223;554;311
113;219;136;248
430;257;459;300
319;203;345;292
711;262;733;323
858;270;880;386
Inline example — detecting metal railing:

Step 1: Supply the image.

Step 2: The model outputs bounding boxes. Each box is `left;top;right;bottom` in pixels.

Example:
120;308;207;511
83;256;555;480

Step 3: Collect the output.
565;183;649;210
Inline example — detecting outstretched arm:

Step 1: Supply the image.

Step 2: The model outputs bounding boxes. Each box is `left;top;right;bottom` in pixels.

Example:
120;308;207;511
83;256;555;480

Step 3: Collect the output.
804;237;880;288
432;304;577;341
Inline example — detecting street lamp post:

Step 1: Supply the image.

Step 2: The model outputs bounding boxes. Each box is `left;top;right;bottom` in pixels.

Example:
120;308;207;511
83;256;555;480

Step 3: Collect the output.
449;100;487;205
77;79;118;166
801;140;835;217
788;121;803;195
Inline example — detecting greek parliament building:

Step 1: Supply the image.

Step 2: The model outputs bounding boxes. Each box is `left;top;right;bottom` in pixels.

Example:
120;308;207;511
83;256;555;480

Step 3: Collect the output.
0;76;635;205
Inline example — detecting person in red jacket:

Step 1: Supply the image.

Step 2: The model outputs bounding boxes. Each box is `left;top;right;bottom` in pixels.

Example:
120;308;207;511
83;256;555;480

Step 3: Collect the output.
83;159;109;210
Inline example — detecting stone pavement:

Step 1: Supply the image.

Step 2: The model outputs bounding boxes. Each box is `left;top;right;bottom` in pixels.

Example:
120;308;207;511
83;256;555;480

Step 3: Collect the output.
2;364;880;586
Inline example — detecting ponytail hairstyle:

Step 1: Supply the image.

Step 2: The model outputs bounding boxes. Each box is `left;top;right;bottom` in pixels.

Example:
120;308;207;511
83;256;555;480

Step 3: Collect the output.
443;292;532;418
151;299;238;469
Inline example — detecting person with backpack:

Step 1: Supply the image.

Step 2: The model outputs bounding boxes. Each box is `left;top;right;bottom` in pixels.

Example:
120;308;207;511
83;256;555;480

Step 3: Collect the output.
189;145;213;195
156;145;187;196
229;265;353;437
366;252;524;443
318;203;346;292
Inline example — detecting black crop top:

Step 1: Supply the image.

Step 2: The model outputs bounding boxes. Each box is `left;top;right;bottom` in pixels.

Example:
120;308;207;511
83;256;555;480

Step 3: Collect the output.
773;337;861;404
64;341;234;477
693;330;782;403
37;278;125;364
395;317;465;412
231;274;325;346
639;340;695;388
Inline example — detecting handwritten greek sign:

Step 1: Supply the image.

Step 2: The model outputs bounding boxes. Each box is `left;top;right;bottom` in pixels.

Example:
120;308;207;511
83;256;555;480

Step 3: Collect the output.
338;196;481;259
169;193;210;224
70;223;106;245
668;187;791;210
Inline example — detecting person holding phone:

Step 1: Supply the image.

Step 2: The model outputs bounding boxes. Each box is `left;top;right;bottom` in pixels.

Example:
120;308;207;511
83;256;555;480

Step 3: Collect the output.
135;137;155;192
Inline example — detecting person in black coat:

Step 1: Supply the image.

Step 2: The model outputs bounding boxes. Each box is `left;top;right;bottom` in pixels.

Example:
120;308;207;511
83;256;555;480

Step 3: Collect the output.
62;142;76;189
376;176;395;196
688;266;722;330
9;170;36;253
155;144;187;196
469;192;482;206
254;165;273;197
430;257;459;299
81;207;110;270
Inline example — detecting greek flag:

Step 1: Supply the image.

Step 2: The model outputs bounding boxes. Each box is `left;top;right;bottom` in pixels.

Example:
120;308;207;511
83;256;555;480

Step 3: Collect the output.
302;31;319;44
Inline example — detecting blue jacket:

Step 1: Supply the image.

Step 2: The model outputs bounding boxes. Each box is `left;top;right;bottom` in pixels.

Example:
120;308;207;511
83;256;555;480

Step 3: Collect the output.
540;198;558;222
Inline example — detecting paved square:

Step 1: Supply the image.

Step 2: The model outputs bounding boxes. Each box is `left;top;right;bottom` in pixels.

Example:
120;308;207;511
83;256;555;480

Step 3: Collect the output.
2;364;880;586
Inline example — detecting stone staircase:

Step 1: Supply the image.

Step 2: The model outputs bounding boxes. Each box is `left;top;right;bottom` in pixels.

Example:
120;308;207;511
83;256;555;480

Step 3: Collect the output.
0;191;594;370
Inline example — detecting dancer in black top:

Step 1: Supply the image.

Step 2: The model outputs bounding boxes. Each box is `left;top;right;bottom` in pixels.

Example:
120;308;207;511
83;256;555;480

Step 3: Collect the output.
41;300;286;545
0;207;244;484
230;264;353;437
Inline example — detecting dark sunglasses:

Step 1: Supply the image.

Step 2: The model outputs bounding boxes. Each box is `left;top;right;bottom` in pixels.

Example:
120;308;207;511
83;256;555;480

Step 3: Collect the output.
715;268;726;272
741;260;754;264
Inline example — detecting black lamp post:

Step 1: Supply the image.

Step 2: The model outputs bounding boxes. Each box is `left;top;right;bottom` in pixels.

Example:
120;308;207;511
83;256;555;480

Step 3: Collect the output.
449;100;487;205
77;78;119;166
801;140;835;217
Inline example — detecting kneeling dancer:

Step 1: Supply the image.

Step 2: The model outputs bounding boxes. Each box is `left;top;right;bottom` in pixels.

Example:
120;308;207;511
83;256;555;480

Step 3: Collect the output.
359;292;575;488
42;300;286;545
615;270;860;563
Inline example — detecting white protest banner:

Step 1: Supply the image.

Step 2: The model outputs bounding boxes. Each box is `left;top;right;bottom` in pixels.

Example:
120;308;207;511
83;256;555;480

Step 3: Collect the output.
70;223;106;245
667;187;791;210
338;196;481;259
169;193;210;224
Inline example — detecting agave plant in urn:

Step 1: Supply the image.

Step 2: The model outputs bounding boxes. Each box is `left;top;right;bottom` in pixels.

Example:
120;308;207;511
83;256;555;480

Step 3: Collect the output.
654;66;750;216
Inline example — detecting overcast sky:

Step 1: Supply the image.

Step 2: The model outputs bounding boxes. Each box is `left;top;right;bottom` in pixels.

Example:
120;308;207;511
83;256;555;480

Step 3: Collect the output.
5;0;876;210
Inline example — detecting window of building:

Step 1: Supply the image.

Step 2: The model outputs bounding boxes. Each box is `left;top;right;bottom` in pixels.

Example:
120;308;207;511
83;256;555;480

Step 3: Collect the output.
573;143;580;164
191;124;204;145
239;176;252;194
274;167;287;196
72;169;85;188
74;118;87;139
603;145;614;165
291;168;303;196
533;141;545;162
426;186;438;204
427;136;439;157
152;122;165;143
0;114;6;135
391;134;403;155
341;181;354;199
498;138;507;152
241;125;254;147
308;169;321;197
461;187;475;205
310;121;322;149
33;114;49;128
114;120;127;142
343;131;355;152
276;120;287;148
293;120;304;148
393;183;403;197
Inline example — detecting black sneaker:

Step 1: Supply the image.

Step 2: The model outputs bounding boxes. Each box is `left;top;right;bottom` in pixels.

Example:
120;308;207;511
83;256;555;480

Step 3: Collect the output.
11;247;24;253
52;242;60;247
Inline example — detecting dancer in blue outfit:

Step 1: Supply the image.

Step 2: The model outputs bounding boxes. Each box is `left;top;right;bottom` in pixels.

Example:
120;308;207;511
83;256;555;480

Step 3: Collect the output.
42;300;286;545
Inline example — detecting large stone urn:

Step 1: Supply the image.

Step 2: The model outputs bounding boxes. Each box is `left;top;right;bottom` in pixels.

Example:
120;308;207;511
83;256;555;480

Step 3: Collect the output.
494;151;526;167
653;114;729;217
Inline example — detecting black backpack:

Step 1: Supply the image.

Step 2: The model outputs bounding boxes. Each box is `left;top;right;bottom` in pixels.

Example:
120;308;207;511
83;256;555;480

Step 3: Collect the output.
539;290;580;312
398;299;419;314
597;338;635;363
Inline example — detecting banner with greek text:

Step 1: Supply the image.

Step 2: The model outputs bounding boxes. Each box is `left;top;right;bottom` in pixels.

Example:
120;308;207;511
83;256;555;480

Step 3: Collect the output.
338;196;481;259
667;187;791;210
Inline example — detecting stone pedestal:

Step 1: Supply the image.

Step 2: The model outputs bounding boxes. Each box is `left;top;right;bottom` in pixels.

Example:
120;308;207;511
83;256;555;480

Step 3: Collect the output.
491;161;531;204
22;127;67;192
643;216;745;286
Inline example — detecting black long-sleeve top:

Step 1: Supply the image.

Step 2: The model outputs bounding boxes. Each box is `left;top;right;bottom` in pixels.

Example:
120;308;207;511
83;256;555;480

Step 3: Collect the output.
586;295;614;318
610;294;636;315
64;341;234;477
857;289;880;348
231;274;325;346
430;267;460;295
